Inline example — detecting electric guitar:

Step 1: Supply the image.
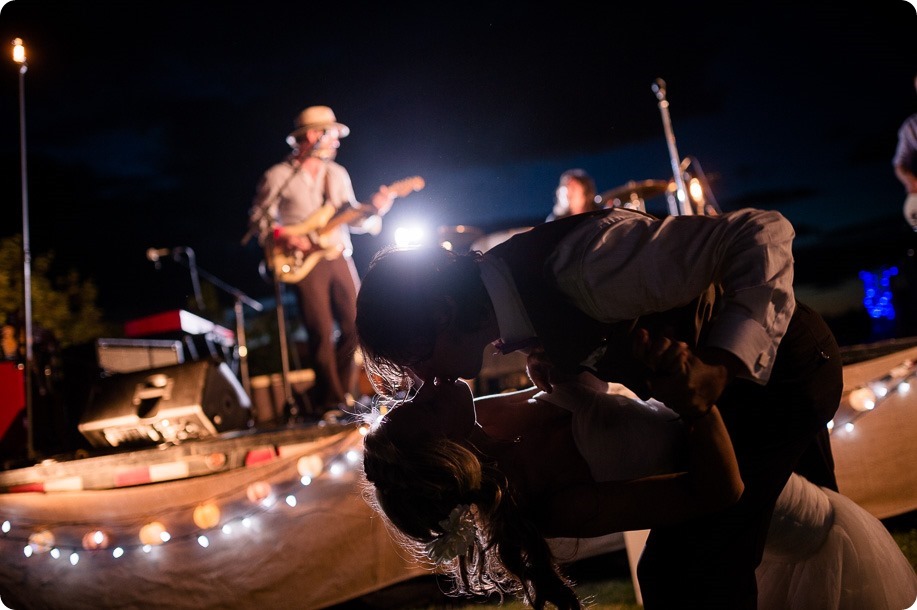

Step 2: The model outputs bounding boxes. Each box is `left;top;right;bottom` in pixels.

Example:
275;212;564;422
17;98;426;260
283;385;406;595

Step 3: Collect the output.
267;176;425;283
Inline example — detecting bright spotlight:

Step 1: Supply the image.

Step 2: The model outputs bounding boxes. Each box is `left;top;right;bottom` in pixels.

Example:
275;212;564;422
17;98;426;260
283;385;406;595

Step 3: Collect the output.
394;225;426;247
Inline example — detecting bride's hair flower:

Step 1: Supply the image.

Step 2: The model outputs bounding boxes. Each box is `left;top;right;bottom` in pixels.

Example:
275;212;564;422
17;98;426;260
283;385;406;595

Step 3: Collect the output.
424;504;477;563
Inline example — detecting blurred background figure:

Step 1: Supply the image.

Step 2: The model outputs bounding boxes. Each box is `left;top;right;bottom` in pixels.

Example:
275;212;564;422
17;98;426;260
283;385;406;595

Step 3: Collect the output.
546;168;603;221
893;73;917;231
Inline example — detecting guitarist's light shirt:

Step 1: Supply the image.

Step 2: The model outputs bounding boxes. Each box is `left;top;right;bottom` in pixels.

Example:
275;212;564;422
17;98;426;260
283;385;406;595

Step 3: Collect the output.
252;158;379;257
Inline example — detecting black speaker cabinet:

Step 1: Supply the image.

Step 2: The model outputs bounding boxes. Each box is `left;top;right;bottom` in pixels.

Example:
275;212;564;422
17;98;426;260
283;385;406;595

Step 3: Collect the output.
78;360;251;448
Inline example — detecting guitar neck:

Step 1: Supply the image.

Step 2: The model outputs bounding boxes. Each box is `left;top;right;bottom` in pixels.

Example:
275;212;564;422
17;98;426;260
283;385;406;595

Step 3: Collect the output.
279;176;424;239
320;203;376;236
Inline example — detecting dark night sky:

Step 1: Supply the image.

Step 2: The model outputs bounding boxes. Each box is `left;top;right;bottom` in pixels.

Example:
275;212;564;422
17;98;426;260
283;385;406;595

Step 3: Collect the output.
0;1;915;333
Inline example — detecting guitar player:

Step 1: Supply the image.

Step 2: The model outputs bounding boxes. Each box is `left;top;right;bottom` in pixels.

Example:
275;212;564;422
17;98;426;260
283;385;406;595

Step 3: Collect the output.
248;105;395;415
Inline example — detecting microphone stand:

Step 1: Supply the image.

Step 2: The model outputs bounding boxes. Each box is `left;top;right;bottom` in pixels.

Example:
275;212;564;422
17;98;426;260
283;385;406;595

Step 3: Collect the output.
652;78;691;216
163;249;263;397
240;152;309;423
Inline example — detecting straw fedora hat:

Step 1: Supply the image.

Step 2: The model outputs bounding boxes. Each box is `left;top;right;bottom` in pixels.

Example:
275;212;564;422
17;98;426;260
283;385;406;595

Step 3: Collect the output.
287;106;350;144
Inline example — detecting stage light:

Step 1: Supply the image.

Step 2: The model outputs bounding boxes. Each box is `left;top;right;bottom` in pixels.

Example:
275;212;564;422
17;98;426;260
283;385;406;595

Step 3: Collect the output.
688;177;704;206
394;224;426;247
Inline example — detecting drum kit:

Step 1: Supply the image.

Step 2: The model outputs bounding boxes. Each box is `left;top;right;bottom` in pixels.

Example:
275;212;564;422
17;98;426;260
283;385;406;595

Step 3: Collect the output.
599;178;672;212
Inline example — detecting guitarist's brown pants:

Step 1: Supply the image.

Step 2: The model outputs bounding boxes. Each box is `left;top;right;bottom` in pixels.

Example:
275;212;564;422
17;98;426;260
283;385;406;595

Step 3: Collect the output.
292;256;359;411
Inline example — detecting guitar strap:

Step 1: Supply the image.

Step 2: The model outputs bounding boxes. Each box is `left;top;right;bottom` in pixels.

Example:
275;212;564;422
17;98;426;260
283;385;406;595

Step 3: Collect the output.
323;164;334;210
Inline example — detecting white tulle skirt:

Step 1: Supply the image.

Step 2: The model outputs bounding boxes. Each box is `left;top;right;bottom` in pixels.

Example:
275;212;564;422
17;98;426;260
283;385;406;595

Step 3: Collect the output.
756;474;917;610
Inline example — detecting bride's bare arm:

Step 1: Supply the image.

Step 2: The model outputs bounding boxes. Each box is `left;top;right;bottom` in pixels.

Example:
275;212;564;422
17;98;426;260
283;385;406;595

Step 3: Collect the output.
535;334;743;538
536;405;742;537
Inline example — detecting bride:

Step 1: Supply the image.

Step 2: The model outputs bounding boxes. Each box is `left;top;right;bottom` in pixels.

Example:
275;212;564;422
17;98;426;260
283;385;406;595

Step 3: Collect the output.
362;339;917;610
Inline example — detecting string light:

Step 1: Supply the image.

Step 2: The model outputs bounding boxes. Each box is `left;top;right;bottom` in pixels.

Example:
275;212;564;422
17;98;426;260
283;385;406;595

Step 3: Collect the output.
831;357;915;434
0;430;364;570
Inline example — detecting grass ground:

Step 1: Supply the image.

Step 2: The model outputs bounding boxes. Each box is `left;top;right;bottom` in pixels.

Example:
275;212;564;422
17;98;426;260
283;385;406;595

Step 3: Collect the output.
340;511;917;609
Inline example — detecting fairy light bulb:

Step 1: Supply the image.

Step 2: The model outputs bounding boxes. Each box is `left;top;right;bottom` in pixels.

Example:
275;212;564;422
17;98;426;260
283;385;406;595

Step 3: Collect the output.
28;530;54;553
139;521;168;546
297;455;323;478
848;387;876;412
193;503;221;529
82;529;110;550
246;481;272;504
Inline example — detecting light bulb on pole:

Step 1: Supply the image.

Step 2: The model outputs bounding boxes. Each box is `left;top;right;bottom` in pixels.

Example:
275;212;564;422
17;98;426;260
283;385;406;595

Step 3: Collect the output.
12;38;26;67
12;36;35;460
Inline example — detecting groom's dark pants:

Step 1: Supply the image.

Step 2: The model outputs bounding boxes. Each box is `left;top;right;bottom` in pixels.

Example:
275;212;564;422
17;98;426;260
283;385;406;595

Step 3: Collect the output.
637;301;843;609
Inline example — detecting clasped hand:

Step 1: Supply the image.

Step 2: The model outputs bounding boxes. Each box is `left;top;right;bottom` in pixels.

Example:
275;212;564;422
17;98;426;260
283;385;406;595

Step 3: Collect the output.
525;329;728;418
631;329;726;419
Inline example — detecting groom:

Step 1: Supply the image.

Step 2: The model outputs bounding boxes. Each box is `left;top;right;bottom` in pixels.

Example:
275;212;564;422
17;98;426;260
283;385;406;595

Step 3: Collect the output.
355;207;843;609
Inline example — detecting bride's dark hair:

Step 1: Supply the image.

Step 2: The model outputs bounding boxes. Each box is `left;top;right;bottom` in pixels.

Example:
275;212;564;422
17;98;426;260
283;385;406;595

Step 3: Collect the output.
361;414;582;610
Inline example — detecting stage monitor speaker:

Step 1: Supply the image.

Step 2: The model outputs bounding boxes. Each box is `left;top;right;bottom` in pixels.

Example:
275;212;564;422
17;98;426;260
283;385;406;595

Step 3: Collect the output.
78;359;252;448
96;338;184;374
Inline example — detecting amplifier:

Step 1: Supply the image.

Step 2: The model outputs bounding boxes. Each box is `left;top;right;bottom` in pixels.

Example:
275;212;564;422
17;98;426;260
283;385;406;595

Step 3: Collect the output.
78;360;251;448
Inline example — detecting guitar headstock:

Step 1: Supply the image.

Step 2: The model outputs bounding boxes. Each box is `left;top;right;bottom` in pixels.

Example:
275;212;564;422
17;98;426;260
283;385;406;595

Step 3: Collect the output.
388;176;425;198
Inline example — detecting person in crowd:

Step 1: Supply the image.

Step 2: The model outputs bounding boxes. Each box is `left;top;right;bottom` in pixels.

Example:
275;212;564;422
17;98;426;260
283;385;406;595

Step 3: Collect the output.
893;73;917;231
355;206;843;609
248;105;394;414
545;168;602;221
362;367;917;610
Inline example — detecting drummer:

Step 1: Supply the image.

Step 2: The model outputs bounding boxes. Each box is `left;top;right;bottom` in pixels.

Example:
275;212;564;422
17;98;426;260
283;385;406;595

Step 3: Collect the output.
545;168;604;221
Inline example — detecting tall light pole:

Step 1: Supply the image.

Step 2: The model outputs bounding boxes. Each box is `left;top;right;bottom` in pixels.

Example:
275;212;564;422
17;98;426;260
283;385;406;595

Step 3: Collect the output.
12;37;35;460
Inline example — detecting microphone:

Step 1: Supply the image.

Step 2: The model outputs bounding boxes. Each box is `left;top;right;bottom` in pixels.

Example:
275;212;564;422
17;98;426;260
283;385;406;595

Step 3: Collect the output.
146;247;173;263
652;78;667;101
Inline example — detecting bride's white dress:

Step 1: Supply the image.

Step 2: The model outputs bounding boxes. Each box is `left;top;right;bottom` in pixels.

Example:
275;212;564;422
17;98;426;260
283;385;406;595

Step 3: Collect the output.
537;379;917;610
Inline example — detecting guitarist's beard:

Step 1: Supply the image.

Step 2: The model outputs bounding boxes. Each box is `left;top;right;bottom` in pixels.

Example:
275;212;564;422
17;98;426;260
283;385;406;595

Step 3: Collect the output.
310;147;338;162
290;144;338;165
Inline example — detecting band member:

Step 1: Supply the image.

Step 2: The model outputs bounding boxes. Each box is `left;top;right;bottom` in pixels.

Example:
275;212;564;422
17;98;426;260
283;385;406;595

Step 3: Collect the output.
249;105;394;414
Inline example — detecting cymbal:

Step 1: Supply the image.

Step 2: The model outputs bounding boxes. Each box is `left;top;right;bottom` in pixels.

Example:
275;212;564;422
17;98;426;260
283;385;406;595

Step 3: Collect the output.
600;179;671;203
